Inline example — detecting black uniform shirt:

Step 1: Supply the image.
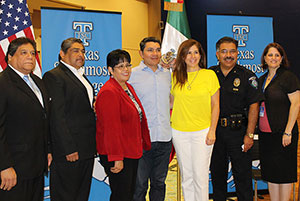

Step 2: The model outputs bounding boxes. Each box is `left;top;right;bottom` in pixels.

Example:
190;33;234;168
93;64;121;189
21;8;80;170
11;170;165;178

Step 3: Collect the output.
210;64;262;117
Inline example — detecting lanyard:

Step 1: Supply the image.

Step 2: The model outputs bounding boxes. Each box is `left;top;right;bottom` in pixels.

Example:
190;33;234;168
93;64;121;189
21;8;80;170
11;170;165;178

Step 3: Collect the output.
262;73;276;92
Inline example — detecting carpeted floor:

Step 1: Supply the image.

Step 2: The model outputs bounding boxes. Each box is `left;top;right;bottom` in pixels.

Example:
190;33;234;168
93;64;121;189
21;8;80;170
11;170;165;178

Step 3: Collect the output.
156;116;300;201
163;150;299;201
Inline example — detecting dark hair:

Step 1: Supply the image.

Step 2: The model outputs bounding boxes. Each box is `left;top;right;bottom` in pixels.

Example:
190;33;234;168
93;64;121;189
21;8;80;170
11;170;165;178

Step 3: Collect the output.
216;36;238;51
173;39;206;89
139;37;161;52
5;37;36;63
58;37;84;60
107;49;131;71
261;43;289;69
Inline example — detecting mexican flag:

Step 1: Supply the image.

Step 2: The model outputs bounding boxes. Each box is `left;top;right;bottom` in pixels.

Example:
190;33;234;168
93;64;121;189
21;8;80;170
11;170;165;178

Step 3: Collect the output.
161;1;191;63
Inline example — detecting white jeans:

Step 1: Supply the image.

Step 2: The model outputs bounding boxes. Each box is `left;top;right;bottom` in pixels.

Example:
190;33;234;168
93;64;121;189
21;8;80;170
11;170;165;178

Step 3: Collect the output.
172;128;213;201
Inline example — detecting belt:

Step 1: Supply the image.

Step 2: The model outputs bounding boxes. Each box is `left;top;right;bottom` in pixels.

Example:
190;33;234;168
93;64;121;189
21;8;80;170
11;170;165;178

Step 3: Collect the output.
219;117;229;127
219;114;245;128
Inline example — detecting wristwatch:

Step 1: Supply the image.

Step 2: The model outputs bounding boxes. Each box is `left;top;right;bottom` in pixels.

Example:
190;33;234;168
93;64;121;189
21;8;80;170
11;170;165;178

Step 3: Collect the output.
284;132;292;137
246;133;254;139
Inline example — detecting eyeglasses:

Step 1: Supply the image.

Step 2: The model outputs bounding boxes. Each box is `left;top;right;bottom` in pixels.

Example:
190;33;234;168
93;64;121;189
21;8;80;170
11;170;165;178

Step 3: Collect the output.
219;49;238;55
114;63;132;70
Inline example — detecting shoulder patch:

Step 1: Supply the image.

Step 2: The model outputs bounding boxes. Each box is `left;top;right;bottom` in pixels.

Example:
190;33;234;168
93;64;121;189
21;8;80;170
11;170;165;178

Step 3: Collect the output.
249;76;258;89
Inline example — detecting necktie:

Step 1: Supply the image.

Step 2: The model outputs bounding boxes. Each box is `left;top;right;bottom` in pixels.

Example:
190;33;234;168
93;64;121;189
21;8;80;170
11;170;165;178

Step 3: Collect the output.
23;75;44;107
23;75;33;89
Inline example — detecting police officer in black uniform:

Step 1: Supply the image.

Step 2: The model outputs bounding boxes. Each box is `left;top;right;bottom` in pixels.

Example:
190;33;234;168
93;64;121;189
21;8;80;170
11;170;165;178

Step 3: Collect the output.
210;37;262;201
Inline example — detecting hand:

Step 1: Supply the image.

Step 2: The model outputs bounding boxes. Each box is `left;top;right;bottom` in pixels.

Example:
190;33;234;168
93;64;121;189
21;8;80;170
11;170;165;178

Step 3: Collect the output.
282;134;292;147
0;167;17;191
205;130;216;145
48;153;53;168
110;160;123;174
66;152;79;162
243;135;254;152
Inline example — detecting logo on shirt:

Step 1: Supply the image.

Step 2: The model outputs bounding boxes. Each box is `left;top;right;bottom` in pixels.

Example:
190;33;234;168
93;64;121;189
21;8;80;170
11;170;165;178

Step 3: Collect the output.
233;78;240;87
249;76;258;89
232;25;249;47
73;21;93;46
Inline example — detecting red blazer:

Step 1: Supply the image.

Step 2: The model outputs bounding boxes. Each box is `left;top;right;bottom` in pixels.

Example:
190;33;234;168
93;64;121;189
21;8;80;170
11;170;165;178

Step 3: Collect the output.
95;78;151;162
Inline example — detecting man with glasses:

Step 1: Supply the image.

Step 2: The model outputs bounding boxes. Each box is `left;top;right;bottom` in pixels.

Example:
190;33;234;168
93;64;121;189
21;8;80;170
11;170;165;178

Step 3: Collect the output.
209;36;262;201
128;37;172;201
43;38;96;201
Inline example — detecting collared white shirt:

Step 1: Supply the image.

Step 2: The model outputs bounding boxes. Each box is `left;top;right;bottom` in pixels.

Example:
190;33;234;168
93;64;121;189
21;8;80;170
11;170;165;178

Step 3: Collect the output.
9;65;44;107
128;61;172;142
61;60;93;107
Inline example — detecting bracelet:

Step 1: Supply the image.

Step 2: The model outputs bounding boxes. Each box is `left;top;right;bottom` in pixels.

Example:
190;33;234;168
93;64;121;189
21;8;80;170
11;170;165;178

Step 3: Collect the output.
284;132;292;137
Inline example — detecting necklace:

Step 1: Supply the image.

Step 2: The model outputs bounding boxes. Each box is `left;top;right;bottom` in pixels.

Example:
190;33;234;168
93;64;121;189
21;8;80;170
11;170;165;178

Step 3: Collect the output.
187;70;200;90
266;73;275;82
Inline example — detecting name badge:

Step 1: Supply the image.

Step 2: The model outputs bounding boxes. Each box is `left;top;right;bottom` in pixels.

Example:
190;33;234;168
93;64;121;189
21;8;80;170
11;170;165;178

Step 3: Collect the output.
259;105;264;117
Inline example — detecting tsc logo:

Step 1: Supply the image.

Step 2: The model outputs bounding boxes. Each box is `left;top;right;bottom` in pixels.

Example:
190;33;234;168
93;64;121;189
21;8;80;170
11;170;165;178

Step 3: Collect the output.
232;25;249;47
73;21;93;46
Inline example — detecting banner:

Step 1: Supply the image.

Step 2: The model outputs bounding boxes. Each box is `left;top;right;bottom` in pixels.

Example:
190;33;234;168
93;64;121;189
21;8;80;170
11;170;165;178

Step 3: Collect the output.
207;14;273;193
207;14;273;78
41;7;122;200
41;7;122;94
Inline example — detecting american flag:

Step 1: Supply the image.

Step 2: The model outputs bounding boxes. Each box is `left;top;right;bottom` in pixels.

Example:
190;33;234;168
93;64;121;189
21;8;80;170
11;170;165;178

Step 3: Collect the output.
0;0;41;77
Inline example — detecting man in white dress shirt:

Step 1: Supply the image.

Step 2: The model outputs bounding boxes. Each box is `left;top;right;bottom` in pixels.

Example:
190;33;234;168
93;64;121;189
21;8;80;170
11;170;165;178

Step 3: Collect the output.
43;38;96;201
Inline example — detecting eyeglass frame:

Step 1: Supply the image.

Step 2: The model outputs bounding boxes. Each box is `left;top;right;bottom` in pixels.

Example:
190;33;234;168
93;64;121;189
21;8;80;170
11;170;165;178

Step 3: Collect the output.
113;63;132;70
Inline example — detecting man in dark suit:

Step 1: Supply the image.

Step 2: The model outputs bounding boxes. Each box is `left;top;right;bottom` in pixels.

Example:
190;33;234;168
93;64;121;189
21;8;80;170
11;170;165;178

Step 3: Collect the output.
43;38;96;201
0;37;50;201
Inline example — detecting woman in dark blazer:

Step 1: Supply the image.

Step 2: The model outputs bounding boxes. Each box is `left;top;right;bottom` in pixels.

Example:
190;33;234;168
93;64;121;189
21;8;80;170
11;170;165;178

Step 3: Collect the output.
258;43;300;201
95;49;151;201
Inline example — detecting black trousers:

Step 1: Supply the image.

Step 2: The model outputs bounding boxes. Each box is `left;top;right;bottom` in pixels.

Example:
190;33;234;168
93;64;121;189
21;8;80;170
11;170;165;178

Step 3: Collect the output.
210;125;253;201
50;157;94;201
0;174;44;201
100;155;139;201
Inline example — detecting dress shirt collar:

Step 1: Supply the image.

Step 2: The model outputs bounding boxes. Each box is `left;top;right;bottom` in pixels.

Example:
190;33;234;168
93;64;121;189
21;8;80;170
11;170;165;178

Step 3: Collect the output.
141;61;164;72
61;60;85;76
9;64;29;78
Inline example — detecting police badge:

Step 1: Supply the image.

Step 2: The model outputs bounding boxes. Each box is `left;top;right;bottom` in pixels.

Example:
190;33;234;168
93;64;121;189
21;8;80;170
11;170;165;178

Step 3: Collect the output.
233;78;240;87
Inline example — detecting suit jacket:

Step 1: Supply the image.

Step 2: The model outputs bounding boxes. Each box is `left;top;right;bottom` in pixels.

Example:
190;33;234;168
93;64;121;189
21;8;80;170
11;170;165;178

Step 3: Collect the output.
0;66;49;180
95;78;151;162
43;62;96;161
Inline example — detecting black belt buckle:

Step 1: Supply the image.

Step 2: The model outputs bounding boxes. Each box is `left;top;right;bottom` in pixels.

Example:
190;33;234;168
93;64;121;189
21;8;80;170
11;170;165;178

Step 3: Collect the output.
220;118;228;127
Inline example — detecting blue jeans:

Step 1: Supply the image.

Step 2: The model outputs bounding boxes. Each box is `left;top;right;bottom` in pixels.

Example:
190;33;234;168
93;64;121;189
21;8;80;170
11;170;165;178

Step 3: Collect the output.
133;141;172;201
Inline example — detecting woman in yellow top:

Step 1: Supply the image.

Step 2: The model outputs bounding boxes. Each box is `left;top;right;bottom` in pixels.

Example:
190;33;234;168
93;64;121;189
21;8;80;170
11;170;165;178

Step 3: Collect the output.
171;39;220;201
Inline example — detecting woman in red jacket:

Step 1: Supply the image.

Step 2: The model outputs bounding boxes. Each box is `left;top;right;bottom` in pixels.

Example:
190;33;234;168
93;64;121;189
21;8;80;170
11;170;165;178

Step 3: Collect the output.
95;49;151;201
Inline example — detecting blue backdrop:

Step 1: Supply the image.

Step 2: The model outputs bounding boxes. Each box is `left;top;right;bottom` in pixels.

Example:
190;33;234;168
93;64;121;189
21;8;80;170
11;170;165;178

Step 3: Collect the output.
41;7;122;200
41;7;122;94
207;14;273;193
207;14;273;77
